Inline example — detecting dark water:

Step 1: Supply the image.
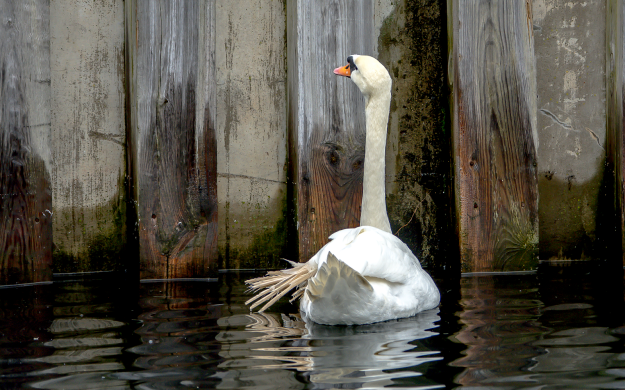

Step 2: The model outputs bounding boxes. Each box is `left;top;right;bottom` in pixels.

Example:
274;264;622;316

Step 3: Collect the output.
1;264;624;389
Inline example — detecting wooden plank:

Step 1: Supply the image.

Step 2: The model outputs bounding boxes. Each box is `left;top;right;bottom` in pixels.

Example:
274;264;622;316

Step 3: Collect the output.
607;0;625;266
375;0;456;271
50;0;126;273
288;0;373;261
452;1;538;272
0;0;53;284
215;0;289;269
126;0;218;279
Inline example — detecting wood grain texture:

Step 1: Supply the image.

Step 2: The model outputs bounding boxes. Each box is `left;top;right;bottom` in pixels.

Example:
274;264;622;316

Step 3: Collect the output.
288;0;373;261
607;0;625;266
50;0;126;272
0;0;53;284
452;0;538;272
126;0;218;279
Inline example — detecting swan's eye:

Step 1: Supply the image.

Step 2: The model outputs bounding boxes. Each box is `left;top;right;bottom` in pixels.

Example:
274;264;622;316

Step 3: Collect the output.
347;56;357;72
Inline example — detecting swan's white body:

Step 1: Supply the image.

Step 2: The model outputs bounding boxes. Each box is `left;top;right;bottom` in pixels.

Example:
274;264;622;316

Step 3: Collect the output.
246;55;440;325
299;225;439;325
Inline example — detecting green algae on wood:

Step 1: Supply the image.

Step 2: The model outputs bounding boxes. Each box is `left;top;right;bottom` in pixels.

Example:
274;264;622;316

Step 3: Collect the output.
377;0;456;272
52;191;126;273
219;196;290;270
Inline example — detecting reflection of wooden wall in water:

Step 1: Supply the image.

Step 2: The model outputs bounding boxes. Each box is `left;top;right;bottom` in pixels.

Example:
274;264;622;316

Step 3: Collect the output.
0;286;54;388
451;276;547;387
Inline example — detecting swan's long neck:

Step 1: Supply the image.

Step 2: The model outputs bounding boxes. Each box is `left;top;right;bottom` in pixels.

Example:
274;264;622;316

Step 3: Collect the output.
360;90;392;233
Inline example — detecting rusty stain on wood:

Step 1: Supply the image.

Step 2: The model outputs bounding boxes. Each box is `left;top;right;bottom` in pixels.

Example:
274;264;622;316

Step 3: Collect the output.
452;0;538;272
126;0;217;279
0;0;53;284
288;0;373;261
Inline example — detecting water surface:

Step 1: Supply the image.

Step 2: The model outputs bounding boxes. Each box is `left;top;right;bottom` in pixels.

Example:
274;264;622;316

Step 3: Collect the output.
1;264;624;389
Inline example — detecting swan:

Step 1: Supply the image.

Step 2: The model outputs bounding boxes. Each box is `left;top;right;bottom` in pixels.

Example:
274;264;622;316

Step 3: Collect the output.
246;55;440;325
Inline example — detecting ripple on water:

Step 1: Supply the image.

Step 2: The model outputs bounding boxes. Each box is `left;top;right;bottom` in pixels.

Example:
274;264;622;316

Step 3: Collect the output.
0;270;624;389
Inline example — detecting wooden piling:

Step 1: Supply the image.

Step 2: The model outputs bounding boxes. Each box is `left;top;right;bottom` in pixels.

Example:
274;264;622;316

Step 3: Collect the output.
376;0;455;272
0;0;53;285
126;0;218;279
607;0;625;266
50;0;126;273
451;1;539;272
287;0;373;261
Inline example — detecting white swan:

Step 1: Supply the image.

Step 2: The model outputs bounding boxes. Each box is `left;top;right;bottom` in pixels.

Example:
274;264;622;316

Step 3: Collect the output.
246;55;440;325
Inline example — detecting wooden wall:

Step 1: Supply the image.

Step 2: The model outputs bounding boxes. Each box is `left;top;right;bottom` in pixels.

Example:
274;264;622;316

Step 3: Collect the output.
3;0;625;284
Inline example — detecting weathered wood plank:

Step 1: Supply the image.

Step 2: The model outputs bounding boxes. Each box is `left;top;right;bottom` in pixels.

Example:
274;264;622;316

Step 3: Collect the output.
126;0;218;279
50;0;126;273
288;0;373;261
535;0;609;261
376;0;456;271
0;0;53;284
607;0;625;266
452;1;539;272
215;0;289;269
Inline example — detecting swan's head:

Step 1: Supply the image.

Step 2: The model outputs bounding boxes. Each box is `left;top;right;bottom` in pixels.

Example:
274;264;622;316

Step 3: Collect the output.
333;55;391;99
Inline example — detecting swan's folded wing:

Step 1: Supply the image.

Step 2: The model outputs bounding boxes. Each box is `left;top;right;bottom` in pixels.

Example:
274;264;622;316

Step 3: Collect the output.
306;252;373;303
332;226;423;284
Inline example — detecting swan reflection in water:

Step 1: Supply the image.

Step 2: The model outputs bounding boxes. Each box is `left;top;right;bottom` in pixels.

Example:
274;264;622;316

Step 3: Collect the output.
215;308;444;388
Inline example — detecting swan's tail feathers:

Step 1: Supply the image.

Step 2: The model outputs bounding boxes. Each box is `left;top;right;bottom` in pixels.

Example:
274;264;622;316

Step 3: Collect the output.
306;252;373;303
245;261;316;312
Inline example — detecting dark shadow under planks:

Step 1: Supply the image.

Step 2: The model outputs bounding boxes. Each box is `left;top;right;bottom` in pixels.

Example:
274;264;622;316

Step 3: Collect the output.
607;0;625;266
0;0;53;285
288;0;373;261
451;1;538;272
126;0;218;279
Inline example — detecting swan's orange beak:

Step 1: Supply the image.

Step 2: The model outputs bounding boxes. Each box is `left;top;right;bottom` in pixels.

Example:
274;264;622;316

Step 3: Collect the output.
334;64;351;78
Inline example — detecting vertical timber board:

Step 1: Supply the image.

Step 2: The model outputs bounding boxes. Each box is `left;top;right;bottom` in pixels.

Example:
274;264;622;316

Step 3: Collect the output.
375;0;456;272
215;0;288;270
0;0;53;284
452;1;539;272
127;0;218;279
289;0;373;261
534;1;608;261
607;0;625;265
50;0;126;273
